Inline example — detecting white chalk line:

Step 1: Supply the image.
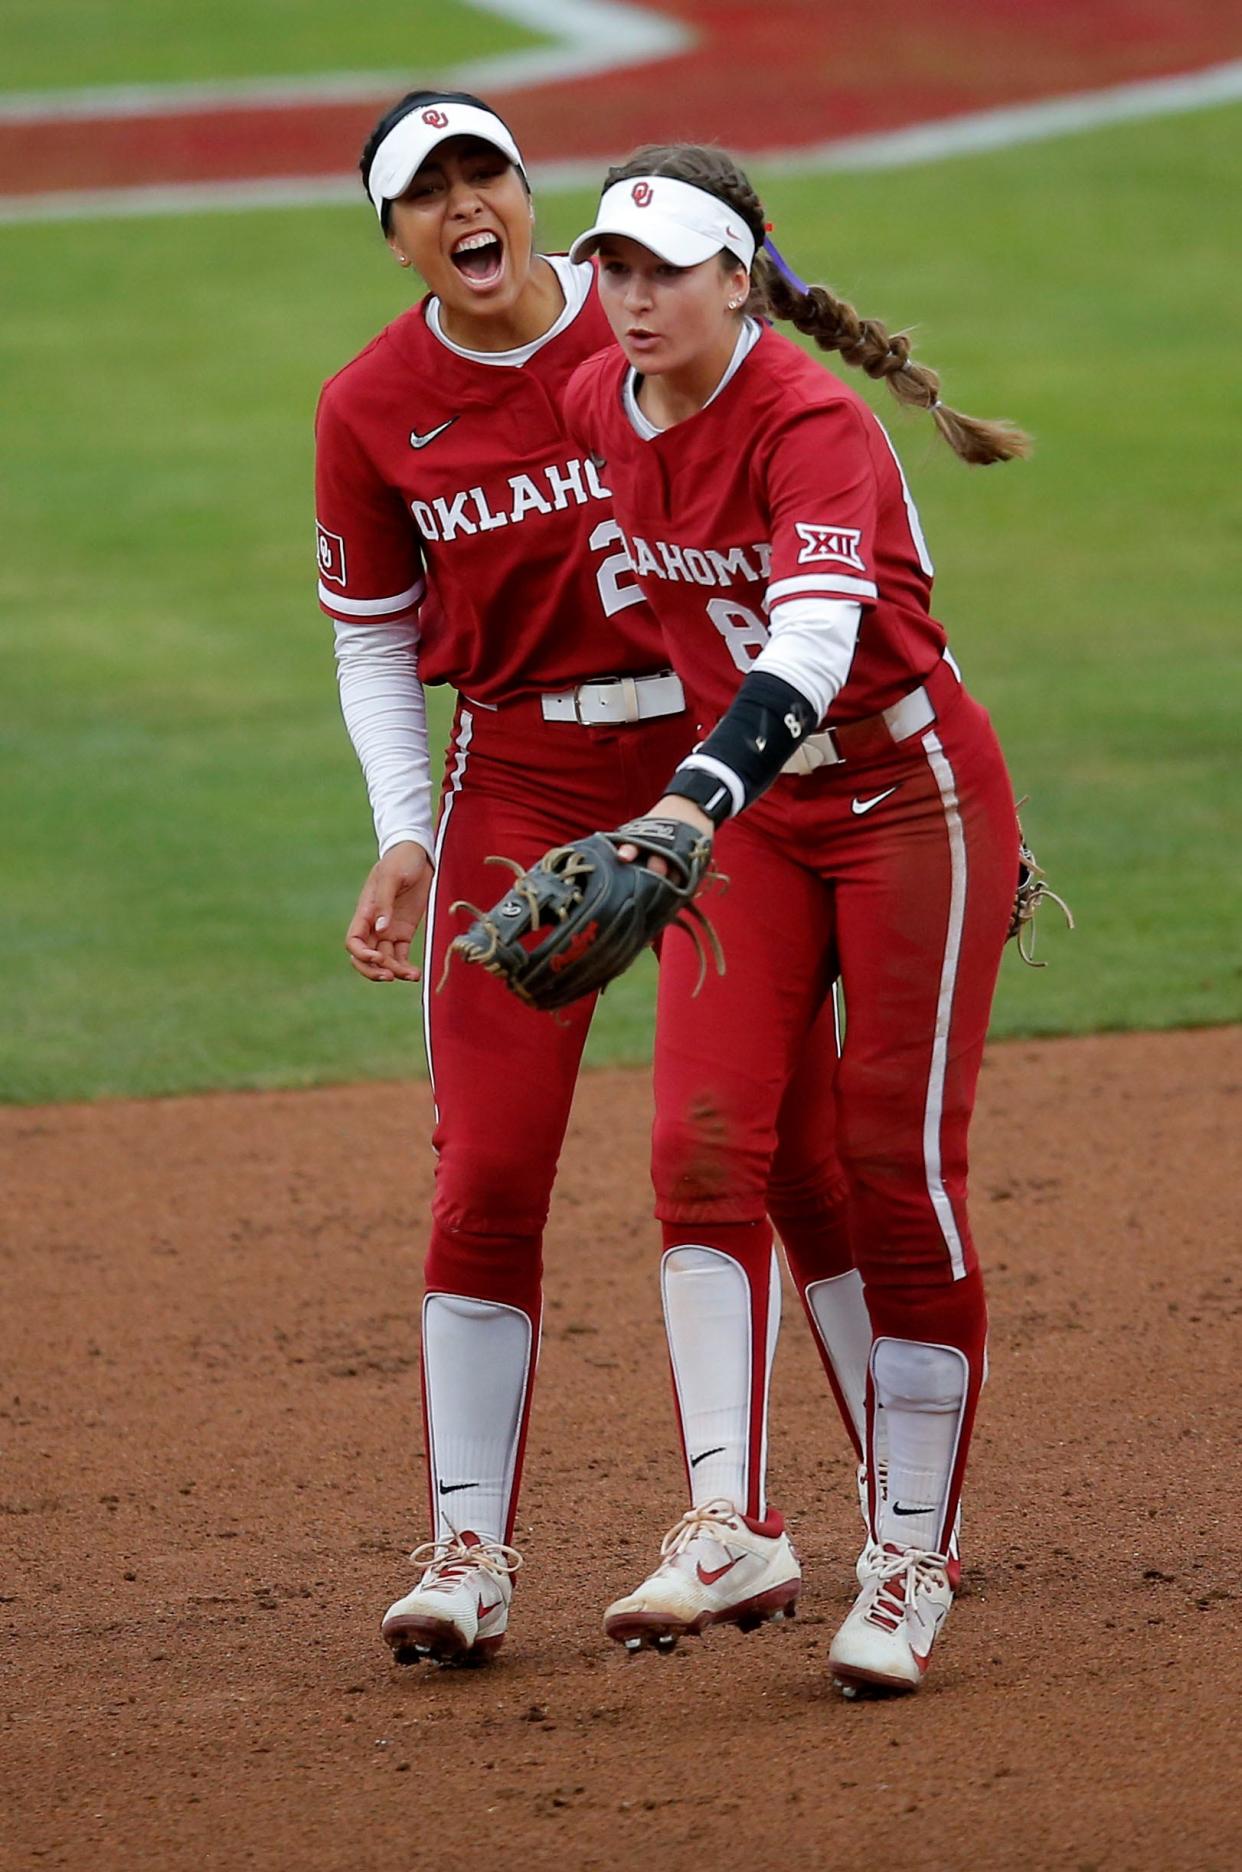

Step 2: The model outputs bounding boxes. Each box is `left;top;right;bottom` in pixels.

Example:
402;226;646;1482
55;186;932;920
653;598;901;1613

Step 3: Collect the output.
1;57;1239;226
0;1;692;122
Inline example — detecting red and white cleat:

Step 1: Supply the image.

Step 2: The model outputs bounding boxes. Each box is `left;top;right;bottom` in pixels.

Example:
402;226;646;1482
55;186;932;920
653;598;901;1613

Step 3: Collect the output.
604;1498;801;1653
381;1531;521;1666
829;1543;954;1696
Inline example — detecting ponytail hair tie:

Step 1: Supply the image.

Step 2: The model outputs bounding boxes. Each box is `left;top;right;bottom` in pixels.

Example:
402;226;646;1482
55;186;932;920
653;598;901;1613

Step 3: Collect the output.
762;234;809;297
930;397;943;411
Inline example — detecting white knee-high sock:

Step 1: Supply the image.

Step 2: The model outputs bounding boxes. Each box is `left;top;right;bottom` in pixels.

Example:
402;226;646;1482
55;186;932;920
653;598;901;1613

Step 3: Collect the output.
661;1244;780;1519
871;1337;968;1555
802;1267;876;1459
421;1293;534;1545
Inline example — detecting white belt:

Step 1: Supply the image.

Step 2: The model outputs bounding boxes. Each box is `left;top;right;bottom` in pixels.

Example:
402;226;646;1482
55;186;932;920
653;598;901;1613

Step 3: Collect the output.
783;652;961;775
541;669;685;726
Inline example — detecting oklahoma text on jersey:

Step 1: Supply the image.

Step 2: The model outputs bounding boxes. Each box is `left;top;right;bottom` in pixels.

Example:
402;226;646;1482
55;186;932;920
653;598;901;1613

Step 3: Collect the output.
408;455;612;540
617;536;772;588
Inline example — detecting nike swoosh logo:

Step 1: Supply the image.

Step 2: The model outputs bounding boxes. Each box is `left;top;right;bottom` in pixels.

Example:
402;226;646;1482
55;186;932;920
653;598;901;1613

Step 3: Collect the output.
410;419;457;449
697;1556;742;1586
689;1446;725;1469
892;1502;936;1517
851;786;899;816
477;1596;502;1621
438;1480;479;1495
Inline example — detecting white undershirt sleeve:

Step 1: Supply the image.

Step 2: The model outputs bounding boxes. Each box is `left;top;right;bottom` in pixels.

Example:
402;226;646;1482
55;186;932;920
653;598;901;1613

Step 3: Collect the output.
333;615;435;860
751;597;862;721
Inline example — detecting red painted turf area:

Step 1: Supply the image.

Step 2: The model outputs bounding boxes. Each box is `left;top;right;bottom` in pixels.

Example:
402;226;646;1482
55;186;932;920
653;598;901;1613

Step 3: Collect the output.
2;0;1239;197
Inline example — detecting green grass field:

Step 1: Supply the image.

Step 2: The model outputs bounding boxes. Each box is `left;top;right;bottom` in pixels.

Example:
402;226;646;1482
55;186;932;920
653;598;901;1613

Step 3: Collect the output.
2;104;1239;1101
2;1;541;92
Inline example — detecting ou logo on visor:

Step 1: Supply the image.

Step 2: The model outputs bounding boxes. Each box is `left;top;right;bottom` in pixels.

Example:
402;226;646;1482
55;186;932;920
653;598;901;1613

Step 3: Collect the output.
631;182;653;207
422;108;449;128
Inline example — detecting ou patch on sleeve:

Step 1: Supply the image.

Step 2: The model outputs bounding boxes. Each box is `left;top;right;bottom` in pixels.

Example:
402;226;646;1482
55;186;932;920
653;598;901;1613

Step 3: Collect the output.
316;522;347;587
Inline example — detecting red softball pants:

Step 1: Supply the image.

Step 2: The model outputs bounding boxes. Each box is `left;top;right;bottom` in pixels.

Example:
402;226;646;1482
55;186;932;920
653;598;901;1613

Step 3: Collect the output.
652;675;1018;1539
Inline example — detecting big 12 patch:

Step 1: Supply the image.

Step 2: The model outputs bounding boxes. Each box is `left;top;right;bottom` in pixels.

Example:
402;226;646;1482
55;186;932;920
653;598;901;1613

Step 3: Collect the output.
795;522;865;570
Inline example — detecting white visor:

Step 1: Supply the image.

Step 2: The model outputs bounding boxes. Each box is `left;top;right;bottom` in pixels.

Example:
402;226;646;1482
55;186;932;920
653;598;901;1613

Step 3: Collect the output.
569;175;756;272
367;101;525;218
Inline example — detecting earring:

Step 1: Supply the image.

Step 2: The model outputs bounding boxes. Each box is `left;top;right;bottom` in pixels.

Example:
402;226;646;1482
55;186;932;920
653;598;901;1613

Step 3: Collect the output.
728;296;744;309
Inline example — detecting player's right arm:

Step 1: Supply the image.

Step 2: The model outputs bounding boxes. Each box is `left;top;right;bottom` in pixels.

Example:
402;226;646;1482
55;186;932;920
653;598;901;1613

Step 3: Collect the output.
315;381;435;982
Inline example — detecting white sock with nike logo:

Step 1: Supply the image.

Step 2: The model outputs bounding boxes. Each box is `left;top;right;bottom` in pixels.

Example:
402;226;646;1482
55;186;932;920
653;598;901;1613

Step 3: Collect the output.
422;1293;534;1546
872;1337;968;1555
661;1243;780;1518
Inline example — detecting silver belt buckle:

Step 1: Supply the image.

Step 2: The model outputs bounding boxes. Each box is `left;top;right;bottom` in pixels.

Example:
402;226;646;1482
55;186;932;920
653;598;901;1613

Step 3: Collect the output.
574;676;640;724
783;729;840;776
571;679;612;726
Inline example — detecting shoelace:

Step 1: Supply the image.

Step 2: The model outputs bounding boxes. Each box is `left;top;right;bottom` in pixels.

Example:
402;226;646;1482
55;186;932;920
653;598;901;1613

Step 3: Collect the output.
406;1532;524;1587
865;1546;949;1632
658;1497;744;1561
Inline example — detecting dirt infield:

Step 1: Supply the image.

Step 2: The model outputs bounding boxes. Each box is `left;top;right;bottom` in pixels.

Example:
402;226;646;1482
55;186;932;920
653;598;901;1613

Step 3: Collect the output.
2;1026;1238;1870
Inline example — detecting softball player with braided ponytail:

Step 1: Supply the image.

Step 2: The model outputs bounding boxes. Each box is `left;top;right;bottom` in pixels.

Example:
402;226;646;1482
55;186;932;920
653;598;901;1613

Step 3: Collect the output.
564;145;1029;1693
317;98;859;1667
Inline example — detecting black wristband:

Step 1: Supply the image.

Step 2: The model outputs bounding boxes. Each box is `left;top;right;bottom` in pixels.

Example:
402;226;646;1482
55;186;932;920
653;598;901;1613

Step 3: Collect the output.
663;764;736;828
667;672;820;825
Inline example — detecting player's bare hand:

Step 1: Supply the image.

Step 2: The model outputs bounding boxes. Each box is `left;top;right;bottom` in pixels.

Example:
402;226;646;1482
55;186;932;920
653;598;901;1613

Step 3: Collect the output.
345;841;434;982
618;796;714;876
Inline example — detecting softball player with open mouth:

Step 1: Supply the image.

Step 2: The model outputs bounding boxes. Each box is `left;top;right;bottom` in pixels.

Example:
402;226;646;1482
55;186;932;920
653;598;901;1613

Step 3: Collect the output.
563;145;1029;1694
316;97;863;1666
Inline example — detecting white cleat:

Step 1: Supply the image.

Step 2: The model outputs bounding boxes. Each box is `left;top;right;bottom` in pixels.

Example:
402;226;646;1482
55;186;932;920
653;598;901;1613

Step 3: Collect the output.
829;1543;954;1696
604;1498;801;1652
380;1531;521;1666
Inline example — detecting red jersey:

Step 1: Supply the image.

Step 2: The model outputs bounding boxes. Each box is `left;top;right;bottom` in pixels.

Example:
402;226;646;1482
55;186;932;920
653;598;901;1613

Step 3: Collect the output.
314;259;667;703
564;325;948;727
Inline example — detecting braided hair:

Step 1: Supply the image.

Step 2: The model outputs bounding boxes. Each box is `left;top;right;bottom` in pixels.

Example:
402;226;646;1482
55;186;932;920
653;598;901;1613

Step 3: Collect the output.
602;145;1030;466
